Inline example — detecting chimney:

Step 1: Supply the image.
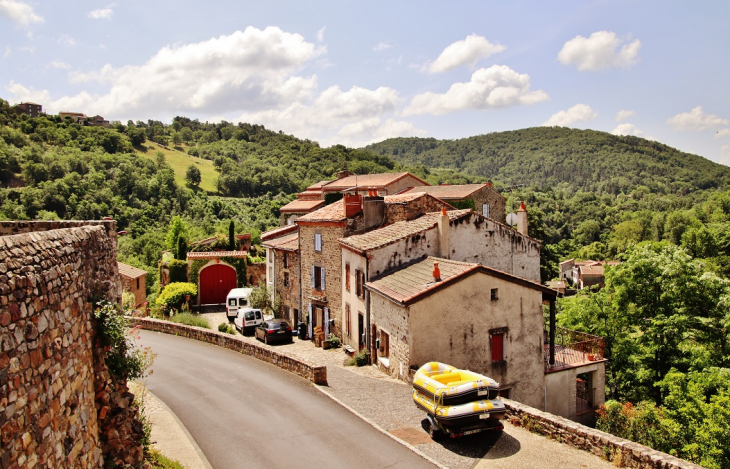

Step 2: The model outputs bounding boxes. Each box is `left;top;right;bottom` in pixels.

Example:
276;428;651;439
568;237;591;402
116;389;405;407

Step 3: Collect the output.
363;190;385;230
486;182;492;188
344;193;362;218
433;261;441;282
516;201;529;236
437;208;450;259
337;169;353;179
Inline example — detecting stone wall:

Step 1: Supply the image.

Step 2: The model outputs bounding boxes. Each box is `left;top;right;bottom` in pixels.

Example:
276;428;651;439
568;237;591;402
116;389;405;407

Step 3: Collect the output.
247;262;266;287
469;185;506;224
384;195;450;224
0;221;144;468
129;318;327;385
503;399;702;469
274;250;300;324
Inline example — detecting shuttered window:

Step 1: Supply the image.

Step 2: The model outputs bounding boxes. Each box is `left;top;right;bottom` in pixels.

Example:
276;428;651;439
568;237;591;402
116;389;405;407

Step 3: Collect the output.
314;232;322;252
491;333;504;362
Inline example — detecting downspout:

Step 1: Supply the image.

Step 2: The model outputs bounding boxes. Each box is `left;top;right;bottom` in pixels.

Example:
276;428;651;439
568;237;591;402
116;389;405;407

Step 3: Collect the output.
549;298;556;366
365;256;371;360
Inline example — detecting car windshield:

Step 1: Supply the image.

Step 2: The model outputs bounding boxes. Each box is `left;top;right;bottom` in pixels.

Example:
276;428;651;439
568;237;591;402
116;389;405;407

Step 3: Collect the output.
269;321;289;330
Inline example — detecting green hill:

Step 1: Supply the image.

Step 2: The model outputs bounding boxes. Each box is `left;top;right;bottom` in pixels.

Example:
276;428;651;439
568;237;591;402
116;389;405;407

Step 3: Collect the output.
365;127;730;195
135;141;218;193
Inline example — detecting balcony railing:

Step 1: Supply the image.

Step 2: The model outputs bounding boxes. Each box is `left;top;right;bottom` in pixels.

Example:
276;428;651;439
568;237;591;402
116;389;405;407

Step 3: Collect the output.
544;327;606;371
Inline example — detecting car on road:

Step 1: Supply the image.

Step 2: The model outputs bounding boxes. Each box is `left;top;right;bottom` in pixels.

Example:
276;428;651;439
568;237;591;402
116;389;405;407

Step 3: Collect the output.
255;319;293;345
234;308;263;334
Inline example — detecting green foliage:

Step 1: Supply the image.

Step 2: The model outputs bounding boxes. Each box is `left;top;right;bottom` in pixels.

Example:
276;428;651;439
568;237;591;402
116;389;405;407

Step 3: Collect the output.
228;219;235;251
218;322;236;334
168;312;209;329
93;300;155;380
146;448;185;469
185;164;201;188
326;333;342;348
596;401;678;455
249;284;281;316
175;235;187;260
156;282;197;310
167;259;188;283
187;259;208;286
450;197;476;211
165;216;189;251
354;349;370;367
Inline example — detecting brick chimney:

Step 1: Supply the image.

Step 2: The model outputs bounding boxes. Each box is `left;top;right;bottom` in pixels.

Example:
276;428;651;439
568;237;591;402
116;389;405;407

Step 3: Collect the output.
344;193;362;218
437;208;450;259
363;189;385;230
516;201;529;236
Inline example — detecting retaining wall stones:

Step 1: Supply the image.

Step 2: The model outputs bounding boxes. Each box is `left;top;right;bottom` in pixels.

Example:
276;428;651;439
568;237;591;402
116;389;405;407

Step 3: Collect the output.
503;399;702;469
129;318;328;385
0;222;144;468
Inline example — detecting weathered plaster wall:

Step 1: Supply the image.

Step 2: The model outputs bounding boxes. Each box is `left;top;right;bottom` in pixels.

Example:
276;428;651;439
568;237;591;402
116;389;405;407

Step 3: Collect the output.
407;273;546;409
545;362;607;425
274;249;300;324
367;229;440;280
0;222;144;468
341;250;367;350
369;293;411;380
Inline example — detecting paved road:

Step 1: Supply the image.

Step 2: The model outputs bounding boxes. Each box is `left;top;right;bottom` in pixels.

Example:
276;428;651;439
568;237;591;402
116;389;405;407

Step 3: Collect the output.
139;330;433;469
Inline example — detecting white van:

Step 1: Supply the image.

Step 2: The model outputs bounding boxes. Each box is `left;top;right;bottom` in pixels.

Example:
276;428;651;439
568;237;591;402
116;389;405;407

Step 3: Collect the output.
234;308;263;334
226;288;253;321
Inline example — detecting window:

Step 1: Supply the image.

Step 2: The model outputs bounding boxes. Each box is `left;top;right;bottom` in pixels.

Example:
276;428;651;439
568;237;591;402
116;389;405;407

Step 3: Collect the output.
491;332;504;362
314;232;322;252
378;330;390;358
358;313;364;349
483;203;490;219
312;266;326;291
283;252;289;269
136;278;140;289
356;269;365;299
345;303;351;336
491;288;498;301
345;263;351;291
284;272;289;287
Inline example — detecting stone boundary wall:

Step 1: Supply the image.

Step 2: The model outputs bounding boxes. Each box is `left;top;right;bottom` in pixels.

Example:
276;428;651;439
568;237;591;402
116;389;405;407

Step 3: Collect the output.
129;318;328;385
503;399;702;469
0;223;144;468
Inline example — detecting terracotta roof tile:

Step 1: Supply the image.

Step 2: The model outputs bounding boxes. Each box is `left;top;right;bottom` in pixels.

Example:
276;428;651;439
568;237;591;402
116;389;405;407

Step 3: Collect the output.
322;172;428;191
262;232;299;252
118;262;147;279
261;225;298;241
279;199;326;213
382;192;429;204
297;190;325;200
339;210;472;253
297;200;346;223
186;251;248;259
403;184;490;199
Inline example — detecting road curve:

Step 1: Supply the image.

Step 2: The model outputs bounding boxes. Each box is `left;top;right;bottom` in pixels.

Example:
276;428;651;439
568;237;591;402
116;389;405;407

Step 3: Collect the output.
138;330;434;469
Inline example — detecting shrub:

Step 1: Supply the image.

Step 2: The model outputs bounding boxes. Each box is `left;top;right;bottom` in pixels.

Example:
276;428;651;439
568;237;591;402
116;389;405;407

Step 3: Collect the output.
169;312;209;329
218;322;236;334
156;282;197;310
326;334;341;348
167;259;188;283
354;349;370;367
94;300;155;380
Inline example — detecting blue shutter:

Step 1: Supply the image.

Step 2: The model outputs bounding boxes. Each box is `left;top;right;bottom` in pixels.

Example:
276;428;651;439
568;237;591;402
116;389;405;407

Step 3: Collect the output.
322;268;326;291
311;266;315;289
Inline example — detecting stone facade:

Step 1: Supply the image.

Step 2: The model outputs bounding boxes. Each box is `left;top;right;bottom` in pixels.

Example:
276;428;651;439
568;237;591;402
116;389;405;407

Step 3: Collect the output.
468;185;506;223
0;221;144;469
247;262;266;287
274;250;301;325
383;194;451;223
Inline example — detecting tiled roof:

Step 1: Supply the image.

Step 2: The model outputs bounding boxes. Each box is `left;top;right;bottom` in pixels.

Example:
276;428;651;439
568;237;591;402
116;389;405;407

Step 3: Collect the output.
580;265;605;276
382;192;429;204
339;210;472;253
186;251;248;259
403;184;490;199
262;232;299;252
307;180;331;190
297;190;324;200
279;199;326;213
367;257;479;305
367;256;555;305
118;262;147;279
321;172;428;191
261;224;298;241
297;200;346;223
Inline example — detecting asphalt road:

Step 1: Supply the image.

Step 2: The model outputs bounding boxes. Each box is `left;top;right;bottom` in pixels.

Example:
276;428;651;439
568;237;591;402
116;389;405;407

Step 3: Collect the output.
139;330;434;469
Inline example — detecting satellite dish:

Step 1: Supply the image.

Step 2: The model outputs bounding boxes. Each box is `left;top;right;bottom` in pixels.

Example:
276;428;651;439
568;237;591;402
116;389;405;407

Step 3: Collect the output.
506;212;518;226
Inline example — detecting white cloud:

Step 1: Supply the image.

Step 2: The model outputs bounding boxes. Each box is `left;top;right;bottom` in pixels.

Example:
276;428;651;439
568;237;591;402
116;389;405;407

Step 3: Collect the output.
668;106;729;131
615;109;635;122
373;42;393;52
716;129;730;140
558;31;641;71
88;8;113;19
18;45;34;53
316;27;325;42
0;0;42;28
8;27;324;118
5;81;52;105
57;35;76;46
48;60;71;70
404;65;548;116
237;85;422;147
612;123;643;136
426;34;506;73
542;104;598;127
3;46;10;58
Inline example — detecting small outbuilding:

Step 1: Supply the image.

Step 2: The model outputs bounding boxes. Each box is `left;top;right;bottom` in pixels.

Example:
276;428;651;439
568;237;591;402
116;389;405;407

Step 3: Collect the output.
117;262;147;307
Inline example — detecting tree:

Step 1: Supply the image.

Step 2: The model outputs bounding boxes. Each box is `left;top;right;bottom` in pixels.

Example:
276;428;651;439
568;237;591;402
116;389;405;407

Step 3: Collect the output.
171;132;182;146
165;216;189;251
228;220;235;251
176;235;187;261
185;164;201;189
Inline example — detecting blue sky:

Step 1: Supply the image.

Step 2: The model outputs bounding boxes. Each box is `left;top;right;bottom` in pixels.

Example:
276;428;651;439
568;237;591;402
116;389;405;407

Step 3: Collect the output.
2;1;729;164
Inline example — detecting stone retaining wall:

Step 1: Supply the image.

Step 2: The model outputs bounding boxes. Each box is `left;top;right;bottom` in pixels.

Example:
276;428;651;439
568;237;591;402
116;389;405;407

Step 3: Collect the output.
129;318;328;385
503;399;702;469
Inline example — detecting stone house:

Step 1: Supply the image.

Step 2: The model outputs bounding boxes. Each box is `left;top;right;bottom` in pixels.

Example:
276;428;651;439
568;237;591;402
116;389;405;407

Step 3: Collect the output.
366;256;554;409
59;111;88;125
279;199;326;226
262;225;301;325
117;262;147;307
559;259;619;290
401;183;506;222
14;102;42;118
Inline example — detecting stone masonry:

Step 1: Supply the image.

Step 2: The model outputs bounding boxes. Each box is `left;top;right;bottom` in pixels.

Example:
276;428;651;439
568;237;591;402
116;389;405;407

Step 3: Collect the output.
0;221;144;468
274;250;300;324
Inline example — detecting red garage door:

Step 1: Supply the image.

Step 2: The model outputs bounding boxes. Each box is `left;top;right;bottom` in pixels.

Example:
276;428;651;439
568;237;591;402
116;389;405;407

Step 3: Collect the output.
199;264;237;305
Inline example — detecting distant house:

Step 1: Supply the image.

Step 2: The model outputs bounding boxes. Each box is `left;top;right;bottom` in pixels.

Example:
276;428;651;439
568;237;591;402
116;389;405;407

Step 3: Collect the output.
90;115;110;128
118;262;147;307
560;259;619;289
400;183;506;223
59;112;88;125
14;102;42;118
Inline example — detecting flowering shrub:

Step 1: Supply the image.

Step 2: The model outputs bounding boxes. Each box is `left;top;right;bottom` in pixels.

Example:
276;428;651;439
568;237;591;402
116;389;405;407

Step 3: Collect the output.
94;300;155;380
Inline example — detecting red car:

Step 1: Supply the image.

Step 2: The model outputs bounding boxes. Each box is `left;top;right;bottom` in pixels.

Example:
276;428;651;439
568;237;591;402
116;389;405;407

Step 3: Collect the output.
255;319;293;345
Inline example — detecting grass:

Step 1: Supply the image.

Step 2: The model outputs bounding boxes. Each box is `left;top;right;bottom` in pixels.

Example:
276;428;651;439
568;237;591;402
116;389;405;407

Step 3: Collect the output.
135;141;219;193
169;312;210;329
146;448;185;469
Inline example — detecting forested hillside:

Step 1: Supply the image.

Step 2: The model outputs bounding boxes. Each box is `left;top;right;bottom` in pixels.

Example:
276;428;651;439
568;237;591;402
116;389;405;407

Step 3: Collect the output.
366;127;730;195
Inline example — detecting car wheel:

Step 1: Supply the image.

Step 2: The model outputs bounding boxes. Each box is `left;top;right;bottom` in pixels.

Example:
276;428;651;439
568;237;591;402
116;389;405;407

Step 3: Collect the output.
428;418;442;441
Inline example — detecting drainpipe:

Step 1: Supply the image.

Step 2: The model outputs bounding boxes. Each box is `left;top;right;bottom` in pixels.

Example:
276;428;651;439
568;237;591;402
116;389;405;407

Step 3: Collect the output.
365;258;371;359
549;298;556;366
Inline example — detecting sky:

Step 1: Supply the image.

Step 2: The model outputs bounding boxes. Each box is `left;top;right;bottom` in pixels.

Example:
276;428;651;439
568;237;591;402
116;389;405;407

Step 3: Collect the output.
1;1;729;165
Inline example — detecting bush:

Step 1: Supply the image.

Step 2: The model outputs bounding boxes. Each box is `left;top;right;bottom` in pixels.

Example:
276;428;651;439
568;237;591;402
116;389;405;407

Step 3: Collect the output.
169;312;209;329
326;334;341;348
156;282;197;310
94;300;155;380
354;349;370;367
167;259;188;283
218;322;236;334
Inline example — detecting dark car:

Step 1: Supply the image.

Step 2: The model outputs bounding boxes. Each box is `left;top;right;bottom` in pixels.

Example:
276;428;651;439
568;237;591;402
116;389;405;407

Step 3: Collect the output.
255;319;293;345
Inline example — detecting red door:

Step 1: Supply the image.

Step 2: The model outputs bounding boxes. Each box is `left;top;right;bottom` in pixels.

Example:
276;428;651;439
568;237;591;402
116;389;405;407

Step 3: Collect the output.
199;264;237;304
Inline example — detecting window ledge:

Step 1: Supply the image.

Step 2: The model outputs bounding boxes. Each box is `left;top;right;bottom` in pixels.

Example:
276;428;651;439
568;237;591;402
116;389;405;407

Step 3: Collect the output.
377;356;390;368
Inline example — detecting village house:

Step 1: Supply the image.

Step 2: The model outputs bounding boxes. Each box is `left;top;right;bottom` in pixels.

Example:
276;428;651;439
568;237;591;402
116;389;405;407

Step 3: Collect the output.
400;183;506;222
117;262;147;307
559;259;619;289
59;112;88;125
261;225;300;326
14;102;42;118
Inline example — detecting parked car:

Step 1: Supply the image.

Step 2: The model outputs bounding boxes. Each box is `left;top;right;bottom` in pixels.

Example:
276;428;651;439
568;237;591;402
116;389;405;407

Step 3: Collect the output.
255;319;293;345
226;288;253;321
234;308;263;334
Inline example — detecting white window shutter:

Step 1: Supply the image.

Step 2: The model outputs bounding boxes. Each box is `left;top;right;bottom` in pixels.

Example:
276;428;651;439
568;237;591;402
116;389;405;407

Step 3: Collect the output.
311;266;315;288
322;268;326;291
324;307;330;337
308;303;313;338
